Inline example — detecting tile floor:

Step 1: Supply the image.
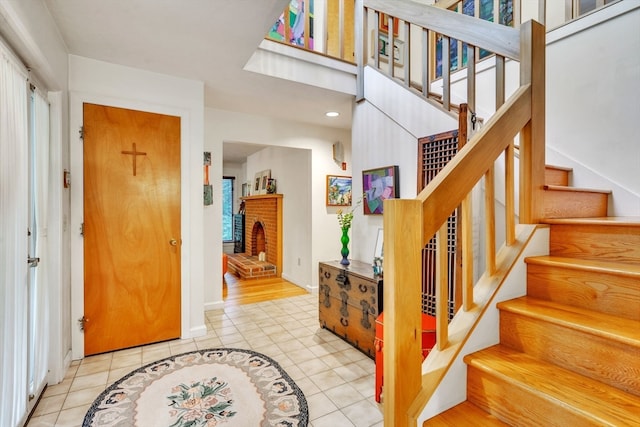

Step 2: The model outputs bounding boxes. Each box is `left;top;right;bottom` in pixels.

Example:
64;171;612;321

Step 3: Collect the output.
26;293;384;426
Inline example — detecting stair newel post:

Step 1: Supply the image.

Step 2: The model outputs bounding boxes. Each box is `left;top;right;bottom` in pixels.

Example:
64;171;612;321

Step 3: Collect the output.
383;198;423;427
519;20;546;224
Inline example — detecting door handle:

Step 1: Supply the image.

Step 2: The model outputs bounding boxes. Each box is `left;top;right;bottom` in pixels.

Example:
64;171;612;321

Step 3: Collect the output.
27;257;40;267
169;239;178;246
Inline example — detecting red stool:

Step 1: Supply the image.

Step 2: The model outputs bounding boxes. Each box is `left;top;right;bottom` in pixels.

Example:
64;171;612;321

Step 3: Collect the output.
374;312;436;403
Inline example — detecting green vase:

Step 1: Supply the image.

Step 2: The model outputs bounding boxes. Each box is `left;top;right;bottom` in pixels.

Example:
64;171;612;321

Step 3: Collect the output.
340;226;350;266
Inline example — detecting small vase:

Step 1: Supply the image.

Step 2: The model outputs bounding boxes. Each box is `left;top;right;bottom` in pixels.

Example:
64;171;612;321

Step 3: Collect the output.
340;226;350;266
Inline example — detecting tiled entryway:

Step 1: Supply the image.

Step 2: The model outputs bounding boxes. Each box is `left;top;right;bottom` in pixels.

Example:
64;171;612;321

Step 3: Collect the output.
26;294;383;426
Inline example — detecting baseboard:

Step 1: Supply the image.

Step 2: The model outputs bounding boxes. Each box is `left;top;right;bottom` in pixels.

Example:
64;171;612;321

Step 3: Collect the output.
189;324;207;339
204;300;224;311
281;273;316;294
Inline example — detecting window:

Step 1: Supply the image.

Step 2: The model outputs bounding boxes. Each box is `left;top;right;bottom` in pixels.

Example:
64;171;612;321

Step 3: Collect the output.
574;0;615;18
222;176;235;242
435;0;514;78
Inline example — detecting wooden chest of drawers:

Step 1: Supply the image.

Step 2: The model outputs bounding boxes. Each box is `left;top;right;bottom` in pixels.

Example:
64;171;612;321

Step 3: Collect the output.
318;260;383;358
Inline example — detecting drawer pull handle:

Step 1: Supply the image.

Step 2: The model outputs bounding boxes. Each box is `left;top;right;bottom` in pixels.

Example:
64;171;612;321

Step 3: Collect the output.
336;273;351;290
340;291;349;317
358;283;368;293
340;317;349;327
324;270;331;279
320;284;331;308
360;300;372;329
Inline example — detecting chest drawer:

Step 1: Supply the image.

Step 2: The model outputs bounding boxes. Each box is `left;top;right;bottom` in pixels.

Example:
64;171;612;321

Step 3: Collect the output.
319;261;382;316
318;260;383;358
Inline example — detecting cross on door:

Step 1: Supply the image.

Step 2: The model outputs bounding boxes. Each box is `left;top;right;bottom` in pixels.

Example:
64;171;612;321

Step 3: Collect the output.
121;143;147;176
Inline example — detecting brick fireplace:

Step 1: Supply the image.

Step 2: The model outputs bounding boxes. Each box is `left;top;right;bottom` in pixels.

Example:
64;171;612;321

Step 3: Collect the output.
227;194;282;279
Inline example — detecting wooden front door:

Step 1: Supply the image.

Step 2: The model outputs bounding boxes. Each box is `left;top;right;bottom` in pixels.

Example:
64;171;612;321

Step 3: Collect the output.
83;103;181;356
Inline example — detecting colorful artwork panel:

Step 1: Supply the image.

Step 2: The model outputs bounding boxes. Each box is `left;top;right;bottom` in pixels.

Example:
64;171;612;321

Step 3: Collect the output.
362;166;399;215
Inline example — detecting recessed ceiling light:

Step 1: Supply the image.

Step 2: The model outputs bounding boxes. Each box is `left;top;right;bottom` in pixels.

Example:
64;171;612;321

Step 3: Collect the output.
325;111;339;117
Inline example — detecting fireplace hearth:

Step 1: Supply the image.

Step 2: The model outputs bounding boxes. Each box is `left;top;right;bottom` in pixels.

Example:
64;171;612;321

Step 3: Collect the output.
227;194;282;279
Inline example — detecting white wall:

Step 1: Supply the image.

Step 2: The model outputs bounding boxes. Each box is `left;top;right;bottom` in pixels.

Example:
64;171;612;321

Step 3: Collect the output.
246;146;312;286
204;108;352;305
545;2;640;215
68;55;206;359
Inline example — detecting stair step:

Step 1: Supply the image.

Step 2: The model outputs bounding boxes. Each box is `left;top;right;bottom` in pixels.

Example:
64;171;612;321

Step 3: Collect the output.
424;401;509;426
464;345;640;426
525;256;640;321
498;297;640;396
545;164;572;186
544;217;640;263
543;185;610;218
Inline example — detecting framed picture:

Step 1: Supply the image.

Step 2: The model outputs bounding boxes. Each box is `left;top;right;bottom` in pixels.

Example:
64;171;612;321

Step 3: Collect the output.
362;165;399;215
253;169;271;195
203;185;213;206
326;175;352;206
203;152;212;205
254;173;261;193
379;13;399;37
372;31;405;67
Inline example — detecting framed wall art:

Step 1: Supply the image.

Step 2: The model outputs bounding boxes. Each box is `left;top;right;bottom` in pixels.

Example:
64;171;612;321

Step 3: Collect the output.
362;165;399;215
372;31;405;67
203;151;213;206
253;169;271;195
379;13;399;37
326;175;352;206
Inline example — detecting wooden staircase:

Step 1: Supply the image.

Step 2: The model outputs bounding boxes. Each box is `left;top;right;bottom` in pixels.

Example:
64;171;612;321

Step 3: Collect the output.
426;166;640;426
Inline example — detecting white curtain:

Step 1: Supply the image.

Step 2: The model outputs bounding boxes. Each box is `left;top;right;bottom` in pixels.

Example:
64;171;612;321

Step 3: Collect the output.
29;88;50;400
0;52;30;427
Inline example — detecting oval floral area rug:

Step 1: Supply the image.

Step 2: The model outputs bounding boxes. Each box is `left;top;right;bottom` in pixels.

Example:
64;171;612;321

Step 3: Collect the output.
83;348;309;427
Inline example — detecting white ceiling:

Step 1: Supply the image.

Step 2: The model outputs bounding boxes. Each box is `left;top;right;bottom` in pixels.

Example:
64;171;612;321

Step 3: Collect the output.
42;0;354;162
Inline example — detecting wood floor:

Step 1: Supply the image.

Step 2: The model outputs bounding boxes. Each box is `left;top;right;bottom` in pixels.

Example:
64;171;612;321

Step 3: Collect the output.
222;272;309;306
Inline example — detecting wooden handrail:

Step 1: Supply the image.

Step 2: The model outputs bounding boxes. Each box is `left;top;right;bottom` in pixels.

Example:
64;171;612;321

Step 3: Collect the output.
417;84;531;241
364;0;521;60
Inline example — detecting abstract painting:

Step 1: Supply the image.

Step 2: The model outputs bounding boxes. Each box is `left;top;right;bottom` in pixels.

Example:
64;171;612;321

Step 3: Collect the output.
362;166;399;215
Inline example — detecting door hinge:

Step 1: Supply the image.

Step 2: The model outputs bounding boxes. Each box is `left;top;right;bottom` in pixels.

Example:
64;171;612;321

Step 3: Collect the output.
78;315;89;331
79;126;84;140
80;222;84;236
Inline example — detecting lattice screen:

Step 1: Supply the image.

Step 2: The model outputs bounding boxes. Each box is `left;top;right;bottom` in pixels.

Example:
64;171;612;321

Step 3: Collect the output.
418;130;461;320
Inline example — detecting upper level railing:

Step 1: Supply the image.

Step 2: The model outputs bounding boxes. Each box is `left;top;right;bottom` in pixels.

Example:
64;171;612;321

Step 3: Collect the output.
359;0;546;425
265;0;616;87
266;0;357;63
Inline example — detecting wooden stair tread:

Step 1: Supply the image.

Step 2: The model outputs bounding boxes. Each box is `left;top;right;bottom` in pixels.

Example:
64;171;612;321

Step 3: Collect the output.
425;401;509;426
465;345;640;425
497;297;640;346
544;184;612;194
545;164;573;172
542;216;640;226
525;255;640;277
